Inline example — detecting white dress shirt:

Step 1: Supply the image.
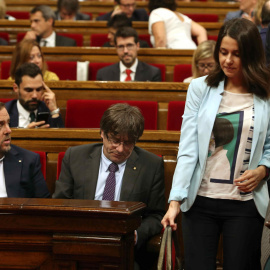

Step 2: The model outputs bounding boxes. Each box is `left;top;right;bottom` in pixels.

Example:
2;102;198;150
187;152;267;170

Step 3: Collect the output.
0;156;7;197
40;31;56;47
17;100;37;128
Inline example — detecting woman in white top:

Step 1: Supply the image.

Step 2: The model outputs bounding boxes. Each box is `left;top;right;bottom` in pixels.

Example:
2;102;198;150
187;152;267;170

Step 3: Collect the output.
148;0;207;49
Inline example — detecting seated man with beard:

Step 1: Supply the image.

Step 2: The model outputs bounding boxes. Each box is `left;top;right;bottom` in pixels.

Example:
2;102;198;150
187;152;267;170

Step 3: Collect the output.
5;63;64;128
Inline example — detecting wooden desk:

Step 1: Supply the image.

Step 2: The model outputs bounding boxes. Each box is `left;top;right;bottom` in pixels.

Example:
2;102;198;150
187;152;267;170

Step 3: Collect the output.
0;198;145;270
5;0;239;21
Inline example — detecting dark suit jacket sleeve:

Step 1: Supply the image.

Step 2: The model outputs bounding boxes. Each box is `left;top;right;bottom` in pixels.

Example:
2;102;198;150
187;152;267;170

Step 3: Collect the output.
136;157;165;250
152;67;162;82
55;34;77;47
53;147;74;199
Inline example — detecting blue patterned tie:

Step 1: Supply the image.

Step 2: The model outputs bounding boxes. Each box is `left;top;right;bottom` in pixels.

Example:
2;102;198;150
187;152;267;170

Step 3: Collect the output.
102;163;119;201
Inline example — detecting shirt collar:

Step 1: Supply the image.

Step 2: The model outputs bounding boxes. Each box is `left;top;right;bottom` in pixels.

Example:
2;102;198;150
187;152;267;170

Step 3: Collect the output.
41;31;56;47
119;58;138;75
17;100;37;121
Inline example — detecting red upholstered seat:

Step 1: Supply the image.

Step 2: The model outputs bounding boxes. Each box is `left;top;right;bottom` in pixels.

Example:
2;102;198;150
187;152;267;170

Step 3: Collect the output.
173;64;192;82
150;63;166;82
17;32;83;46
33;151;46;179
0;98;12;103
46;61;77;80
57;152;65;180
208;35;218;41
167;101;186;131
88;62;114;80
138;34;152;47
65;99;158;130
0;61;11;79
90;33;109;47
0;32;9;43
6;11;30;19
185;14;218;22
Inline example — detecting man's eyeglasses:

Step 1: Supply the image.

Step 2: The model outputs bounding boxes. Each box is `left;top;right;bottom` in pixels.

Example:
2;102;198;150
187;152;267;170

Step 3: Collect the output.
119;2;136;8
116;43;135;51
197;63;215;70
106;136;135;148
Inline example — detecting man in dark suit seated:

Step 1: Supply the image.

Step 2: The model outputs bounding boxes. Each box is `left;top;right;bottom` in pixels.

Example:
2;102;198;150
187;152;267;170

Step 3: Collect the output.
53;103;165;270
103;13;149;48
0;102;50;198
96;0;148;22
97;27;161;81
6;63;64;128
23;5;77;47
55;0;90;21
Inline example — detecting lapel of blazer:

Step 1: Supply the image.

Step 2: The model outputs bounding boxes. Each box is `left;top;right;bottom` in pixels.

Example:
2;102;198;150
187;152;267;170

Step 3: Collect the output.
197;82;224;167
120;149;139;201
3;146;22;197
134;61;143;81
250;95;264;164
83;145;102;199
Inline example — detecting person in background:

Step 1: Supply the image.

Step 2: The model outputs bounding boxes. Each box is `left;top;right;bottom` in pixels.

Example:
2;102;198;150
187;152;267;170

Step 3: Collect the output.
24;5;77;47
103;13;149;48
148;0;207;49
8;39;59;81
183;40;216;83
6;63;64;128
96;0;148;22
97;27;161;82
260;0;270;49
53;103;165;270
162;18;270;270
0;0;15;20
55;0;90;21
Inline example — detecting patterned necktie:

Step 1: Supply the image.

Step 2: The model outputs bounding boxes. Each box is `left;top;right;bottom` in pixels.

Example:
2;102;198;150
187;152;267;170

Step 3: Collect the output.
102;162;119;201
125;69;132;81
29;112;36;123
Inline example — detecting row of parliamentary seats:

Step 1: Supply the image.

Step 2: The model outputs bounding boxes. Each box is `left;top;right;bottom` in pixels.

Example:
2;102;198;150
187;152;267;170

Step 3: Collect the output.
0;60;193;82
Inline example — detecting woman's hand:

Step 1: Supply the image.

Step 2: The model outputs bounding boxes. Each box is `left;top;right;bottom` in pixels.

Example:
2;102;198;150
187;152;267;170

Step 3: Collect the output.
234;166;267;192
161;200;181;231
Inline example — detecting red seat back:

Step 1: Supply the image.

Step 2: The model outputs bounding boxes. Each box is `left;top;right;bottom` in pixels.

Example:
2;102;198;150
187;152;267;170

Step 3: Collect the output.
17;32;83;46
0;61;11;79
65;99;158;130
138;34;152;47
173;64;192;82
57;152;65;180
90;33;109;47
88;62;114;80
185;14;218;22
167;101;186;131
0;98;12;103
150;63;166;82
33;151;46;179
46;61;77;80
0;32;9;43
6;11;30;19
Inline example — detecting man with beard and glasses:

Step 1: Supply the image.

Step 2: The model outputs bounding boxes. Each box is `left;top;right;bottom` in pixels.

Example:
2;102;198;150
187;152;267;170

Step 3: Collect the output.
0;102;50;198
5;63;64;128
96;27;161;82
53;103;165;270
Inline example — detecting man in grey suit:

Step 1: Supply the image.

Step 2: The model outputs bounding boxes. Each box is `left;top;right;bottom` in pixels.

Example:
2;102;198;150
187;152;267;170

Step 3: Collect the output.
53;103;165;270
224;0;257;22
262;202;270;270
96;27;161;82
23;5;77;47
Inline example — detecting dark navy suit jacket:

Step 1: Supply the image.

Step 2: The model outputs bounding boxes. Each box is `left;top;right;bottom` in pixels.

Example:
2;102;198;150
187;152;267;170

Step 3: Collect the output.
5;100;65;128
96;9;148;21
4;144;50;198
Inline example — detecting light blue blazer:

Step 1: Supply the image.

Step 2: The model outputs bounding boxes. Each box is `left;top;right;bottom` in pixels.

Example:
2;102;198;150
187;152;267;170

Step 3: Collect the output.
169;76;270;218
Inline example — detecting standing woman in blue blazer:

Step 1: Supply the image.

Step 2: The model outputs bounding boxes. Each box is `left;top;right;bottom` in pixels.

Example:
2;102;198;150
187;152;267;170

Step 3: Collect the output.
162;18;270;270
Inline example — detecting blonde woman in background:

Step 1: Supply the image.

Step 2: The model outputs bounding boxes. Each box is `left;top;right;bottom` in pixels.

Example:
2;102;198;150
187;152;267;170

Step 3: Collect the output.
9;39;59;81
183;40;216;83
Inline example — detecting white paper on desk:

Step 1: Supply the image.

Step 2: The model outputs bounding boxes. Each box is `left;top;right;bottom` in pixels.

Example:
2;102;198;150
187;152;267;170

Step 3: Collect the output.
77;61;89;81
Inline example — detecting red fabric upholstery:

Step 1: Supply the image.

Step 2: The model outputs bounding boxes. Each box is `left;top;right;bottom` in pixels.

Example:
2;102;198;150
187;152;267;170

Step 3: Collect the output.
46;61;77;80
33;151;46;179
173;64;192;82
167;101;186;131
208;35;218;41
0;98;12;103
84;12;92;20
185;13;218;22
0;61;11;79
17;32;83;46
150;63;166;82
65;99;158;130
138;34;152;47
0;32;9;43
57;152;65;180
88;62;114;80
90;33;109;47
6;11;30;19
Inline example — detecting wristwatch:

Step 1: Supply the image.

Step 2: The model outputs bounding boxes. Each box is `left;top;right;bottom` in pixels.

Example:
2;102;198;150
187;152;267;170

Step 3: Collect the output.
50;108;60;116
